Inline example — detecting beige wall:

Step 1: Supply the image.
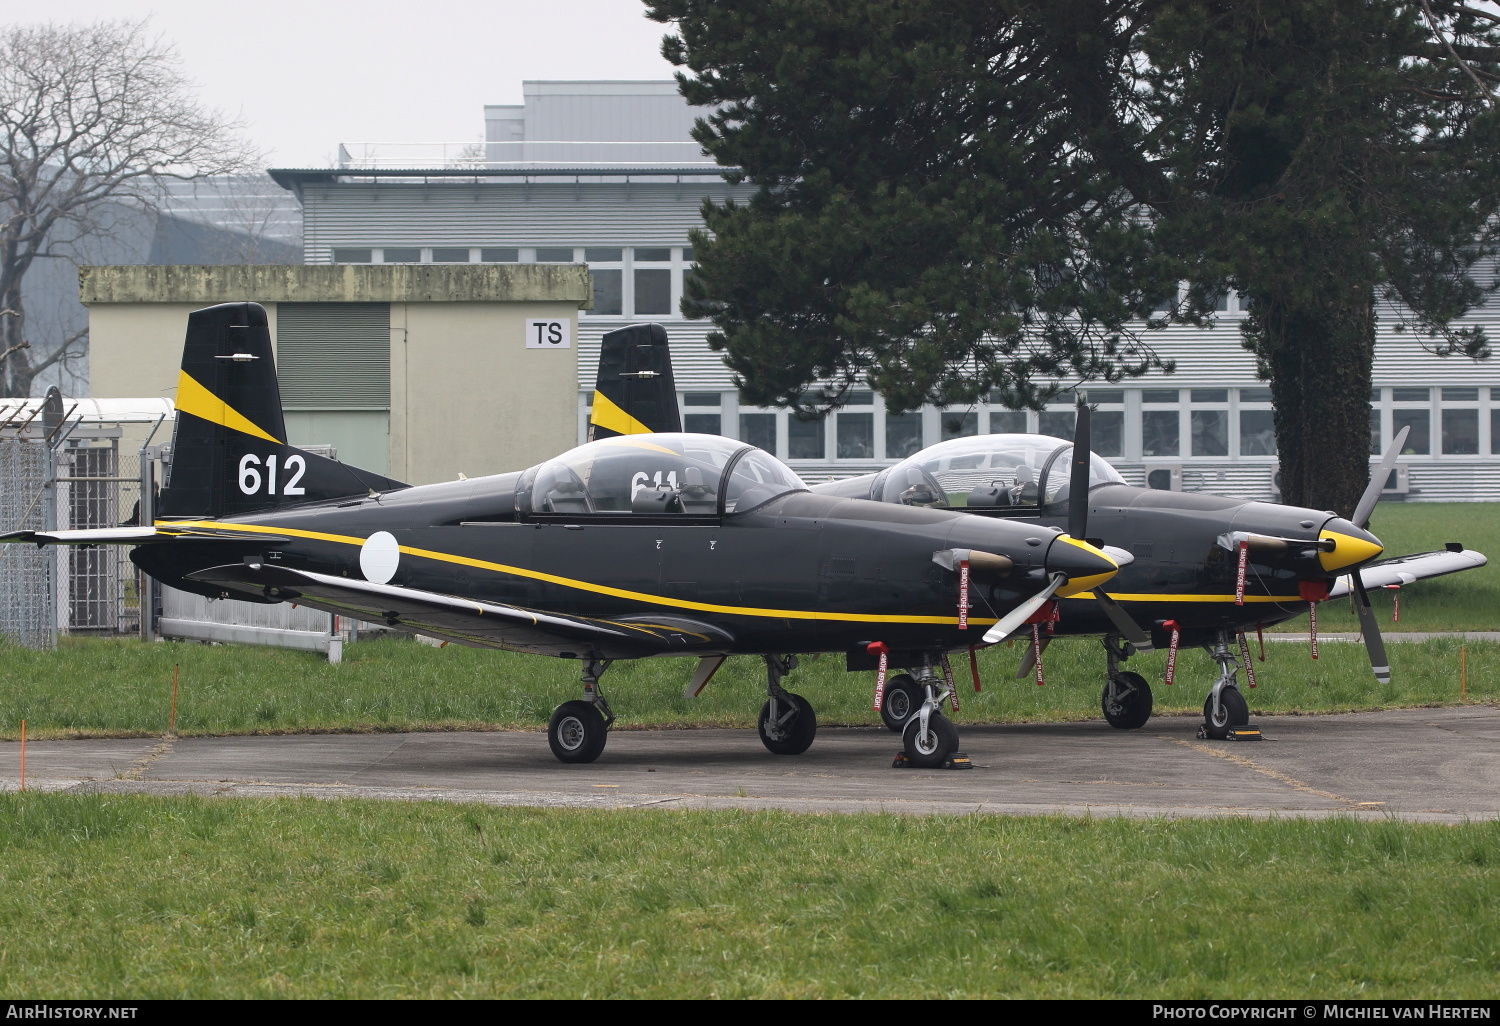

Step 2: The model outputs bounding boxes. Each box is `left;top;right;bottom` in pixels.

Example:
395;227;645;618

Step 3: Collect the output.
82;265;590;489
391;301;579;483
88;302;281;405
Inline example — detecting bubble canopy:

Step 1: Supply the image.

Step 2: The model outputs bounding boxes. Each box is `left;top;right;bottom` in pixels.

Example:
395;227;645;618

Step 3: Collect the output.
518;434;809;516
875;434;1125;510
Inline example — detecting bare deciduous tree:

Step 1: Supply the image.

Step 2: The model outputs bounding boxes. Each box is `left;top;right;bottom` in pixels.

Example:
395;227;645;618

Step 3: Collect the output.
0;19;256;397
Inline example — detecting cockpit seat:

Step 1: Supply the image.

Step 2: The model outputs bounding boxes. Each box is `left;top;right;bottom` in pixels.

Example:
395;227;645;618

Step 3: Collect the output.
679;466;717;512
632;485;684;514
966;483;1010;508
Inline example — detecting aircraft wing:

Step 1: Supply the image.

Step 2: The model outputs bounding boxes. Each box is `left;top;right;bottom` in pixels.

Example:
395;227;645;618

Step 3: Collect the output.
1327;548;1487;598
183;562;733;659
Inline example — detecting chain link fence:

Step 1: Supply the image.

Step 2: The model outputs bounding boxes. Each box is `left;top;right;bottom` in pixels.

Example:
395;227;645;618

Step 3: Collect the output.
5;416;345;659
0;435;57;650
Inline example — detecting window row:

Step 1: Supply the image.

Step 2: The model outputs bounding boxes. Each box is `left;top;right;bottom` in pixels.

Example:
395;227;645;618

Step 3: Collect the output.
1370;386;1500;456
331;245;692;265
584;385;1500;462
1371;409;1500;456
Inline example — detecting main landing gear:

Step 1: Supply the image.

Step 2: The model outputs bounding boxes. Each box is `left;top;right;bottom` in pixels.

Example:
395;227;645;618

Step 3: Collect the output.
1101;634;1153;730
1201;631;1251;740
547;658;615;763
758;654;817;755
889;660;960;769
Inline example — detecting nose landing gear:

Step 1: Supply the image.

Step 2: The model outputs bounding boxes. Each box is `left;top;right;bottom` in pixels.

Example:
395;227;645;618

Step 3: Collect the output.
899;660;960;768
1201;632;1251;740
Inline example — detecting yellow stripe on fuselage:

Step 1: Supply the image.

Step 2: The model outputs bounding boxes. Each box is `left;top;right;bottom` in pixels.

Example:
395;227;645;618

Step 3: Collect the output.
156;519;992;626
1063;592;1301;603
174;370;283;445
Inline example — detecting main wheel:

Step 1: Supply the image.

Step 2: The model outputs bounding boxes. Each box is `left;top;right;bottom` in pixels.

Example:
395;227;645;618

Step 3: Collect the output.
1101;671;1154;730
902;712;959;769
879;673;923;733
758;693;817;755
1201;687;1250;740
548;700;608;763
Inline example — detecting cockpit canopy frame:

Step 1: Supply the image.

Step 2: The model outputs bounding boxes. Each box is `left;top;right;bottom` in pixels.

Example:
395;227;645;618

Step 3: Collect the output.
874;433;1125;512
517;433;809;519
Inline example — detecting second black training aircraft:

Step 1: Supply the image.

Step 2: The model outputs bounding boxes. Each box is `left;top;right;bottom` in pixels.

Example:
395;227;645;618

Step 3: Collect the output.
3;303;1121;766
588;325;1484;741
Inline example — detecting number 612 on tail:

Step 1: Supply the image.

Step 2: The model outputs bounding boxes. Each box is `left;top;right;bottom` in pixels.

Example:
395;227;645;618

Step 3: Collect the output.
238;453;307;496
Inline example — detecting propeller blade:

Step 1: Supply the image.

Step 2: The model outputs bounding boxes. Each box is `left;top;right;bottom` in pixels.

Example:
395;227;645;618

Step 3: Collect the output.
982;571;1067;644
1068;400;1092;542
1351;425;1410;529
1016;634;1051;678
1349;573;1392;684
1091;587;1153;651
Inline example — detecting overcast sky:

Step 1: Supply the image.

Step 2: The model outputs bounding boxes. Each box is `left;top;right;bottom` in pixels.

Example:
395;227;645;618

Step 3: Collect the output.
6;0;681;168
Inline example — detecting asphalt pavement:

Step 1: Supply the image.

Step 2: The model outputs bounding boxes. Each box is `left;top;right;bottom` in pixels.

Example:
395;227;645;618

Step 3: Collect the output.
3;706;1498;823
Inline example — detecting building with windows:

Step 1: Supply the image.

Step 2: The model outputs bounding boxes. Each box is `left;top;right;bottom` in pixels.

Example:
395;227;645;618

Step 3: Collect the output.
268;80;1500;501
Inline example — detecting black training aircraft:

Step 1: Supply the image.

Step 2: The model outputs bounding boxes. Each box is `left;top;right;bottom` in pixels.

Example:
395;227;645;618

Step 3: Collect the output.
584;328;1484;740
3;303;1123;766
815;408;1486;738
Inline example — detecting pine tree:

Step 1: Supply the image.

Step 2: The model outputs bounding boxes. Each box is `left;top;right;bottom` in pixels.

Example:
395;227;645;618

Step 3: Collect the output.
648;0;1500;512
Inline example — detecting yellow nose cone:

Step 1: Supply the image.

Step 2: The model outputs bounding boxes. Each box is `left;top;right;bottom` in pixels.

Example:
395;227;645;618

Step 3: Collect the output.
1051;535;1121;597
1318;526;1384;573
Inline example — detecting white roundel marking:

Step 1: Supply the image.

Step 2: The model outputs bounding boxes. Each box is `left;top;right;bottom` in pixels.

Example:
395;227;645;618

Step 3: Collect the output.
359;531;400;585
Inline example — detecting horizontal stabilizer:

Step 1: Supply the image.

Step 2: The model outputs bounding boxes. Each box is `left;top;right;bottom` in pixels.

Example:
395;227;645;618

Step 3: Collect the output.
2;527;159;546
1;526;294;547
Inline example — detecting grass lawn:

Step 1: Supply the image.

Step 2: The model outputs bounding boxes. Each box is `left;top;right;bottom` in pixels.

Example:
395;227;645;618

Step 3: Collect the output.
0;632;1492;740
0;793;1495;998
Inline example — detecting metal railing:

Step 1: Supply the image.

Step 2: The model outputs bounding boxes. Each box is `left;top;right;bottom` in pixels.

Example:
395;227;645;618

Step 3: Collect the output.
335;140;718;171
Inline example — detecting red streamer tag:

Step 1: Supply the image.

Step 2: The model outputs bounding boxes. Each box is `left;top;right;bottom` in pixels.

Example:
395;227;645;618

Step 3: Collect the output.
1390;586;1400;623
1235;539;1249;606
1163;620;1181;686
958;560;970;630
1031;624;1045;685
1309;602;1319;660
1257;624;1266;662
1238;631;1258;688
941;655;959;711
969;646;982;693
868;642;890;711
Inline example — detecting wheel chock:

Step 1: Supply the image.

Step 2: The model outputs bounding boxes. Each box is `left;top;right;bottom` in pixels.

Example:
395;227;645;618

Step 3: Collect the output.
1197;725;1265;741
891;750;974;769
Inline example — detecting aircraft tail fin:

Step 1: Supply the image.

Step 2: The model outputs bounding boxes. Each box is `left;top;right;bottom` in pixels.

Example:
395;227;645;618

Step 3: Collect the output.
157;302;406;520
588;322;681;439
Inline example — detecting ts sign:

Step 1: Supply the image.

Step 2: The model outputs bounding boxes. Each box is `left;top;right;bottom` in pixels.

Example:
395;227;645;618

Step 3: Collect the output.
526;319;572;349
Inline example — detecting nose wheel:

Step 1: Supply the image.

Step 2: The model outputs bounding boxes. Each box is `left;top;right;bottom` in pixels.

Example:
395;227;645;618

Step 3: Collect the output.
1202;687;1250;740
902;712;959;768
1201;633;1252;740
